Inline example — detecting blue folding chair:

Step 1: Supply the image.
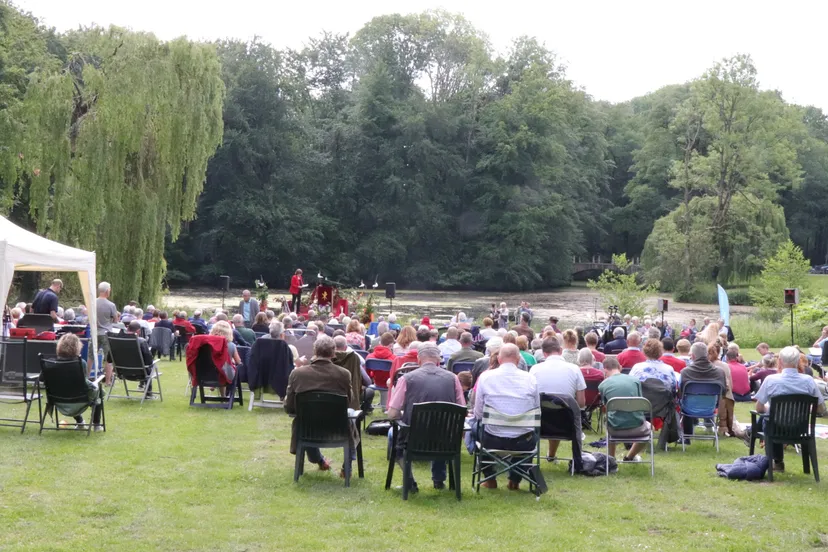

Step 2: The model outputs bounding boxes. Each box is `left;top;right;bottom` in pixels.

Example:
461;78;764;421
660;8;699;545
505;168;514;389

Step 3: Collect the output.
366;358;392;409
678;382;723;451
452;361;474;375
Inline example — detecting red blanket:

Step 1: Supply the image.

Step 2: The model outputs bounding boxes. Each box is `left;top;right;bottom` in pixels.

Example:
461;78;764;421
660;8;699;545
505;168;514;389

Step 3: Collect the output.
186;335;231;386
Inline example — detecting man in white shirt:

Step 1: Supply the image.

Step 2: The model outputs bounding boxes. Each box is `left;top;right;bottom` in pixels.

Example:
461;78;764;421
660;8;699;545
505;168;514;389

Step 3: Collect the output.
438;327;462;357
473;344;539;490
530;336;585;460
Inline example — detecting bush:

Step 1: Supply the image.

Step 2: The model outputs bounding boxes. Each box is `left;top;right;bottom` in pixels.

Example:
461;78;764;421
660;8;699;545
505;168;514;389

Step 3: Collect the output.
673;283;752;306
587;254;658;318
731;315;822;349
749;240;811;320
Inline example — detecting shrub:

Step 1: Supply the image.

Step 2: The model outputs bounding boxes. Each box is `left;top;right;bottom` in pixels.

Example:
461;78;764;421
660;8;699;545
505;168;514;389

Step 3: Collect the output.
749;240;811;320
731;315;822;349
587;254;659;318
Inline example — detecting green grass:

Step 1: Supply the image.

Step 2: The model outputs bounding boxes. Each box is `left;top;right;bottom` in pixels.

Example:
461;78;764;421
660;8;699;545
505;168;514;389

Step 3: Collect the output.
1;361;827;551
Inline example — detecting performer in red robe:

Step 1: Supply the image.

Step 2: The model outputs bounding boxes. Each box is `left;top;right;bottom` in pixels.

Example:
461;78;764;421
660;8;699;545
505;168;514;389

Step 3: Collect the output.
289;269;304;314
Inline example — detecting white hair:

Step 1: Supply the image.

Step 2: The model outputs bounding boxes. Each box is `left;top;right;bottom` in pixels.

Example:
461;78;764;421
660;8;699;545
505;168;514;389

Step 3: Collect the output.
194;309;202;317
388;313;397;323
56;306;64;317
613;326;625;338
232;314;244;325
341;316;351;327
497;328;507;337
418;325;429;332
458;312;467;321
486;337;504;354
778;346;800;369
98;282;111;294
146;305;155;312
577;348;594;366
63;308;75;321
15;302;26;310
134;308;143;318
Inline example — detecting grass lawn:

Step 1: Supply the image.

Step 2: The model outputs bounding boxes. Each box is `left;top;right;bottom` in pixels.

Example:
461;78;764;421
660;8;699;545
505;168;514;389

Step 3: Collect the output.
1;360;827;551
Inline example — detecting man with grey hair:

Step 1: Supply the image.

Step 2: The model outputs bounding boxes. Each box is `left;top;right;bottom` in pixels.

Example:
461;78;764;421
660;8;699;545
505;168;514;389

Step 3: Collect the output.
678;341;727;442
232;313;256;345
238;290;259;328
617;332;646;369
334;336;374;412
96;281;119;385
447;331;483;372
285;335;354;475
748;346;825;471
190;309;207;332
387;344;465;493
603;326;627;354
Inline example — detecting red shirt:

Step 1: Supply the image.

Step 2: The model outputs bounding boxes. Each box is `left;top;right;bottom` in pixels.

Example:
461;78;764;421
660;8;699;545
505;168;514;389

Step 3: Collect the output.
617;348;647;369
589;348;606;362
289;274;304;295
660;354;687;373
728;361;751;395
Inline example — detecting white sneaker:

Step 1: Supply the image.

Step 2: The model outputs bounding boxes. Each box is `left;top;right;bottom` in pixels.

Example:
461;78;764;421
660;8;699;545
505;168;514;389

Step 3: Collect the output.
74;418;85;430
93;426;105;432
623;454;642;462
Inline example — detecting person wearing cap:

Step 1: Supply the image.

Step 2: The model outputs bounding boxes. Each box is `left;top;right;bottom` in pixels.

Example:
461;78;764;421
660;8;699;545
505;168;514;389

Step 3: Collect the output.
387;344;466;493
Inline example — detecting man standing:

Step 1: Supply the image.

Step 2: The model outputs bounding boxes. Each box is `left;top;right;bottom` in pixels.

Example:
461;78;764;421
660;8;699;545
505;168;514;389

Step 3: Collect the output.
96;282;119;385
617;332;646;369
285;336;354;476
598;361;651;462
238;290;259;328
447;332;483;372
387;345;465;492
32;279;63;321
473;343;540;490
749;346;826;472
530;336;585;460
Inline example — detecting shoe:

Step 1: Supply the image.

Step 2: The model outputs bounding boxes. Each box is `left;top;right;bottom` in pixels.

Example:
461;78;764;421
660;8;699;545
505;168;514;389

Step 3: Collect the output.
74;418;85;430
680;438;691;445
93;426;104;432
773;461;785;472
433;481;445;490
741;427;752;447
507;480;520;491
394;482;419;493
623;454;642;462
317;459;331;471
481;479;497;489
546;456;557;463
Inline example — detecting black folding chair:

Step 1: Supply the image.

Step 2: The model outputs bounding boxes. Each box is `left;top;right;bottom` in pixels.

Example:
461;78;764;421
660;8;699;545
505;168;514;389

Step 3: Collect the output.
582;378;603;433
539;393;582;475
750;394;820;482
189;345;243;409
37;356;105;436
0;338;41;433
385;402;466;500
293;391;363;487
106;335;163;404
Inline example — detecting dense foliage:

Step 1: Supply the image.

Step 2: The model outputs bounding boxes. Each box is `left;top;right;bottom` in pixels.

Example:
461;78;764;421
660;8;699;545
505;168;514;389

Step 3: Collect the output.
0;2;224;305
3;3;828;300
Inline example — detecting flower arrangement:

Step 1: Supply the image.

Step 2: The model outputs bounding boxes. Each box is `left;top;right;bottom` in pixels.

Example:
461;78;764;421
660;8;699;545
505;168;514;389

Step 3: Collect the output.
254;278;269;304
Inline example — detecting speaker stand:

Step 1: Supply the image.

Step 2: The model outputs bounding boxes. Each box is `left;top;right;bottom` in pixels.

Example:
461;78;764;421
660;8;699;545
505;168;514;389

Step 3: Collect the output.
389;297;393;316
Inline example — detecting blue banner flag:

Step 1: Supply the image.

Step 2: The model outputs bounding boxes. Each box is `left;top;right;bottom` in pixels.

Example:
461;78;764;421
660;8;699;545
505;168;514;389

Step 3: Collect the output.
717;284;730;326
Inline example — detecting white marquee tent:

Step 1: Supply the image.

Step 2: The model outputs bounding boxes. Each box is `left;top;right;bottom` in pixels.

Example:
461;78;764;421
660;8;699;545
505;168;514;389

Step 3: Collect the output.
0;216;98;367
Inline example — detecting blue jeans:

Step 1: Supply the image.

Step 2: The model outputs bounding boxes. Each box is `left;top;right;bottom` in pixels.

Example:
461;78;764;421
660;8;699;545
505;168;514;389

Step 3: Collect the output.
387;429;447;483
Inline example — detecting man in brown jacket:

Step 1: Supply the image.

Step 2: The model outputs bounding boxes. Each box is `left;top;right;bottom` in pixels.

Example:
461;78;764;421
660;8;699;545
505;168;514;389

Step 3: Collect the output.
285;335;353;473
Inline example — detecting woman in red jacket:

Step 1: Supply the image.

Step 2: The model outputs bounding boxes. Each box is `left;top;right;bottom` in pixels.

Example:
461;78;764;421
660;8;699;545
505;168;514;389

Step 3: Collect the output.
289;269;304;314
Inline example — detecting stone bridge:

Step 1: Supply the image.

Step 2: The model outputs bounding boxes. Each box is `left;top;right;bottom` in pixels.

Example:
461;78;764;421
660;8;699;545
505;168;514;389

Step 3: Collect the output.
572;256;641;275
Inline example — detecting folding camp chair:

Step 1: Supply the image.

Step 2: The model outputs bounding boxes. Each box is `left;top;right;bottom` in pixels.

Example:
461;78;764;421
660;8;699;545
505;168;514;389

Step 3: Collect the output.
245;340;290;411
293;391;363;487
385;402;466;500
37;356;105;436
604;397;654;476
539;393;582;475
471;405;545;498
106;335;162;404
352;349;369;360
678;382;722;452
452;361;474;375
189;344;243;409
0;338;41;433
366;358;392;408
750;394;820;482
174;327;193;361
148;326;174;361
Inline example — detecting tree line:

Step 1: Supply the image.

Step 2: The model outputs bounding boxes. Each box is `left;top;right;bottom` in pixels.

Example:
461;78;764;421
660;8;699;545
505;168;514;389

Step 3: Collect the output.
2;4;826;304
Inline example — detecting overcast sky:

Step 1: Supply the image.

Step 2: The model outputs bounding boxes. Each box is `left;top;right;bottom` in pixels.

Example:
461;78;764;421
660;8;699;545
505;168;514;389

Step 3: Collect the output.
17;0;828;110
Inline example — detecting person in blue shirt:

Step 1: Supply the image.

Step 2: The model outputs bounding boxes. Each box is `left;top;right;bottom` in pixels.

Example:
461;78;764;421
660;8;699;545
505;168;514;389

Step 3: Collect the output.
387;313;402;332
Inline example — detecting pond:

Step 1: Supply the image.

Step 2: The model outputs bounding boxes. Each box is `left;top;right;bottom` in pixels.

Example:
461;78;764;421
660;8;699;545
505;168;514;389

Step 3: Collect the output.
165;285;755;328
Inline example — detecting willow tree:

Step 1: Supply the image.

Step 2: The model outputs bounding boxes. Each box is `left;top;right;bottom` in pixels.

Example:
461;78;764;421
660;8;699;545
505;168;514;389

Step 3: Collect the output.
12;26;224;305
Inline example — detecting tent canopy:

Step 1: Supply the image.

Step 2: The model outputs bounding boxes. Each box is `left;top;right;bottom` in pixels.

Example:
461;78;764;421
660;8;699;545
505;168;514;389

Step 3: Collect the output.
0;216;98;366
